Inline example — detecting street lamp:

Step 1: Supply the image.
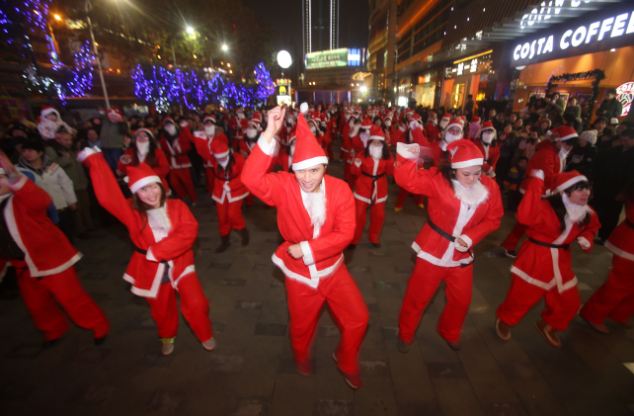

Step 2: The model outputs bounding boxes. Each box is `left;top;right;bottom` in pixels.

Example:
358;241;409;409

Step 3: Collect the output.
85;0;111;108
360;85;368;95
276;50;292;69
221;43;229;53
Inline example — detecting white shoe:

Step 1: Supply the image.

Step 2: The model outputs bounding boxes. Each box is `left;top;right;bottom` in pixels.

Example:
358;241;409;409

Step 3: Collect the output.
202;337;217;351
161;338;175;356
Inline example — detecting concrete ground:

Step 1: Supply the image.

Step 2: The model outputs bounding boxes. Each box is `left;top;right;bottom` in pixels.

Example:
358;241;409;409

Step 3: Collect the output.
1;160;633;416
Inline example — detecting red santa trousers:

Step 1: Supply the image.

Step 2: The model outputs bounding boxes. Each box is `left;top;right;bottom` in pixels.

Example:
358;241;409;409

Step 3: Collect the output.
501;222;526;252
496;274;581;331
580;255;634;325
168;168;198;203
399;259;473;344
395;188;424;210
353;200;386;245
215;199;246;237
145;274;213;342
16;265;109;342
285;265;369;376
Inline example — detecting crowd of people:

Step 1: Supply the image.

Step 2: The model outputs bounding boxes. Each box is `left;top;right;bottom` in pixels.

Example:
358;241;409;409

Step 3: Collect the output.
0;90;632;389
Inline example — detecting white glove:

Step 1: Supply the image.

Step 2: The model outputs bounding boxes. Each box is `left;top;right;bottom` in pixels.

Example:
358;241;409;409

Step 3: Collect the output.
396;142;420;160
354;158;362;168
530;169;544;180
577;236;591;249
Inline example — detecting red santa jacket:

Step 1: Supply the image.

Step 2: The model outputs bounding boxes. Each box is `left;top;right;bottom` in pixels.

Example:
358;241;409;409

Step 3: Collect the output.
350;155;394;204
604;201;634;262
476;141;500;176
521;140;560;192
192;130;229;168
1;176;81;277
159;127;193;169
191;134;248;202
394;148;503;267
512;176;600;293
242;141;355;289
81;150;198;299
425;122;441;143
117;147;170;190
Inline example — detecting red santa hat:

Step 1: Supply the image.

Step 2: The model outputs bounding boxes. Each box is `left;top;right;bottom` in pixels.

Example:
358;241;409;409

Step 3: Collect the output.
441;113;452;122
552;125;578;141
203;115;216;124
40;105;60;119
211;138;230;159
134;128;155;140
127;163;162;194
369;125;385;142
251;111;262;124
360;117;373;130
554;170;588;193
447;139;484;169
292;103;328;170
162;116;176;126
471;115;481;123
480;121;495;132
446;118;464;131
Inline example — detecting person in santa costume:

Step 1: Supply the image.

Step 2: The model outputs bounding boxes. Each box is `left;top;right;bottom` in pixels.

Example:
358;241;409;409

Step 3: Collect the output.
475;121;500;177
191;137;249;252
193;115;229;195
350;125;394;248
394;139;503;351
580;181;634;332
118;128;170;192
79;147;215;355
241;105;369;390
158;117;198;205
0;151;109;345
394;119;431;212
500;125;578;258
496;170;600;348
37;106;74;141
341;117;361;184
467;116;482;140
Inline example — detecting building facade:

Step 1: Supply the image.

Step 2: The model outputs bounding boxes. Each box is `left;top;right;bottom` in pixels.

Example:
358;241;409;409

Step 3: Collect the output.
302;0;340;58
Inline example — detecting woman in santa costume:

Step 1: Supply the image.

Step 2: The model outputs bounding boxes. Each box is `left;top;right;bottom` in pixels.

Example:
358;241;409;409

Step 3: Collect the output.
475;121;500;177
0;151;109;345
350;125;394;248
191;136;249;253
394;139;503;351
158;117;198;205
241;105;369;390
118;128;170;191
496;170;600;348
79;147;215;356
192;115;229;195
580;182;634;332
500;125;578;258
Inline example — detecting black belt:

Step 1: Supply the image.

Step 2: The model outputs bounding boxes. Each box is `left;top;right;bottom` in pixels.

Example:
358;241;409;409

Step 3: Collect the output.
427;219;474;265
361;171;386;180
528;237;570;250
133;245;147;255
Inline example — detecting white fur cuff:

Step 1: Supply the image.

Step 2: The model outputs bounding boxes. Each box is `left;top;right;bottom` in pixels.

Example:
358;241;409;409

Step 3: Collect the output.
257;136;279;156
530;169;544;180
396;142;420;160
77;146;101;162
146;247;158;262
299;241;315;265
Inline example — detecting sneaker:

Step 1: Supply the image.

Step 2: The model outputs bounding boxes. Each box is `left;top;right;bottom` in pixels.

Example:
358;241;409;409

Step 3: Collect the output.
202;337;217;351
580;315;610;334
536;320;561;348
161;337;175;356
495;318;512;341
397;338;412;353
503;249;517;259
331;353;362;390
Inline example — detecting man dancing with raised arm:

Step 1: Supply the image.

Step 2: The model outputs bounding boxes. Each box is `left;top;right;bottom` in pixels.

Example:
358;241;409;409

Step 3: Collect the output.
241;105;369;390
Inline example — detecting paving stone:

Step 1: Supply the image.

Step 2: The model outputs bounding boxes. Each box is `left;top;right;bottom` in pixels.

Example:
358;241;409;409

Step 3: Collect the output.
219;278;247;287
313;399;352;416
319;325;340;338
5;343;42;359
146;390;184;413
208;354;245;373
233;398;268;416
254;323;287;336
236;300;263;310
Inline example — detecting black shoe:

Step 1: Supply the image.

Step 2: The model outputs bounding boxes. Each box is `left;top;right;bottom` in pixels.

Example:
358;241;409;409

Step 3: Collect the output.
347;244;356;251
238;228;250;246
215;236;231;253
94;335;108;346
42;338;62;349
371;242;381;248
397;338;412;353
445;339;461;351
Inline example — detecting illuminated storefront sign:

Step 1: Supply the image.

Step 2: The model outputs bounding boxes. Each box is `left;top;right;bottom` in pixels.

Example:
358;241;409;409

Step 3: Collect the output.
512;8;634;65
305;48;365;69
520;0;594;29
616;81;634;117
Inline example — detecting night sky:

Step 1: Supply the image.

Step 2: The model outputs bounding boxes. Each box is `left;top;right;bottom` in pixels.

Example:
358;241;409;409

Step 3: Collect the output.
243;0;369;68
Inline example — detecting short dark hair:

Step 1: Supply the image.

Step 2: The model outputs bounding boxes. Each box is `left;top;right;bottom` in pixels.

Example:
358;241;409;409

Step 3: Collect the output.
21;138;45;152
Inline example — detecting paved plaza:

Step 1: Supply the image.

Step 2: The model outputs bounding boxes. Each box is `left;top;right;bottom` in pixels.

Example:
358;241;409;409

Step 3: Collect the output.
1;162;633;416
